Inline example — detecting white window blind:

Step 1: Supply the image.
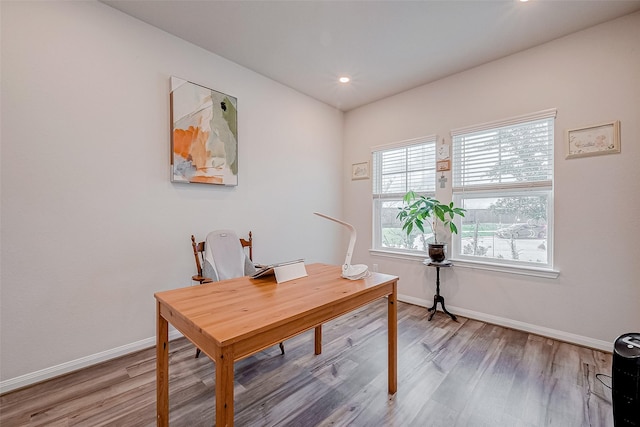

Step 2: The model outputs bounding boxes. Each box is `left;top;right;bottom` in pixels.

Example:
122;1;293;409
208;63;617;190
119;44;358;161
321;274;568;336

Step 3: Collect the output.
452;109;556;192
372;136;437;197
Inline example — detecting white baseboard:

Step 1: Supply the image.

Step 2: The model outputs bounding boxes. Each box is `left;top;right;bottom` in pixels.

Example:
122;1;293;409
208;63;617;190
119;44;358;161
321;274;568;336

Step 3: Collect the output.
0;330;183;395
398;293;613;352
2;297;613;395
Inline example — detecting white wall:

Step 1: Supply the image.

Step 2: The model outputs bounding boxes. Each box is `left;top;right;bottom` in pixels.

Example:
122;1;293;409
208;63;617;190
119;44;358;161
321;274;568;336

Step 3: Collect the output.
0;1;343;388
344;12;640;349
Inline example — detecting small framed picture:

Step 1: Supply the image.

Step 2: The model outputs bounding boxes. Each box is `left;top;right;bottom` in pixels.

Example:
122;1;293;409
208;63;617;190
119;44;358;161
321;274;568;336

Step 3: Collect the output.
352;162;369;180
436;160;451;172
566;120;620;159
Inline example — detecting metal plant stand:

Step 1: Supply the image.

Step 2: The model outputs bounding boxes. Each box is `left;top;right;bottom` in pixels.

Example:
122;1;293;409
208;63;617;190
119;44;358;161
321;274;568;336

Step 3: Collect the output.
424;260;457;321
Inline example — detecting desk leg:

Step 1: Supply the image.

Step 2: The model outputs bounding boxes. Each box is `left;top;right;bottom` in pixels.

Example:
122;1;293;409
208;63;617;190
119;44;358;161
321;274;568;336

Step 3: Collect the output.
388;285;398;394
216;346;234;427
314;325;322;355
156;302;169;427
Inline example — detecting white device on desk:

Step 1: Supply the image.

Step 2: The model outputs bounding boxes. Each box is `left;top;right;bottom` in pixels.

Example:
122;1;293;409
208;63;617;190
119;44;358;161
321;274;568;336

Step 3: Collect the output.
314;212;369;280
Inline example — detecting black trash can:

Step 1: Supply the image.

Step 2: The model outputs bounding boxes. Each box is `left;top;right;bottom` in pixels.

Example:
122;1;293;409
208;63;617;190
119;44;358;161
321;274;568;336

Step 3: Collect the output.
612;332;640;426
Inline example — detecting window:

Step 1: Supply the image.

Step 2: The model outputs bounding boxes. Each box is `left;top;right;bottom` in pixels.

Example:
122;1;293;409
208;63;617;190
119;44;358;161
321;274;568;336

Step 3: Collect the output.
372;136;436;253
451;109;556;269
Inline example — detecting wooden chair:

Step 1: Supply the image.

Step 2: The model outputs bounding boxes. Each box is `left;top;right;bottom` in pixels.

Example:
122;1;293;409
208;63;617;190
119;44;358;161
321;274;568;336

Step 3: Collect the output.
191;232;253;284
190;231;285;357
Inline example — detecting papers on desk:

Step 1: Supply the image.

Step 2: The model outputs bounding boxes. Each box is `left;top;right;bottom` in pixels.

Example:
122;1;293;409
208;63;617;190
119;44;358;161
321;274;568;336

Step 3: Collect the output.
250;259;307;283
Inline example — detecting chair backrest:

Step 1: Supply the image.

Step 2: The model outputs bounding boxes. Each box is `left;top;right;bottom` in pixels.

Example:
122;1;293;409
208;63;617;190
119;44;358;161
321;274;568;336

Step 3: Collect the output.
191;231;252;283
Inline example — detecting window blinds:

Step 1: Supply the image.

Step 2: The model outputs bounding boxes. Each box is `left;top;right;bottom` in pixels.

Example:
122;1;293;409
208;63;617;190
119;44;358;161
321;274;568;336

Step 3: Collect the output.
451;109;556;192
372;136;436;197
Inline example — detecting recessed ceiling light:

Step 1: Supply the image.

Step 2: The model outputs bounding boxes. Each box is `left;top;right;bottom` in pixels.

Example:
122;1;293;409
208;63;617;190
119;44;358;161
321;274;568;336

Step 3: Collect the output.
339;76;351;84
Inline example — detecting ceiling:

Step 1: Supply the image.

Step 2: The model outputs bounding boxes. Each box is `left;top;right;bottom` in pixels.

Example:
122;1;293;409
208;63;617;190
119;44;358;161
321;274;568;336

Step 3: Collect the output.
102;0;640;111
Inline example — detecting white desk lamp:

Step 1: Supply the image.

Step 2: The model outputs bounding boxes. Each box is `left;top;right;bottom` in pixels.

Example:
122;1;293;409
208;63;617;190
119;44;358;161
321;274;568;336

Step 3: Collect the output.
314;212;369;280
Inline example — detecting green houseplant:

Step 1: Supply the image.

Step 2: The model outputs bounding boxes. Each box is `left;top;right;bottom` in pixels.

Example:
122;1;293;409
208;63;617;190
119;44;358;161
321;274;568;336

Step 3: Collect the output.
396;190;466;262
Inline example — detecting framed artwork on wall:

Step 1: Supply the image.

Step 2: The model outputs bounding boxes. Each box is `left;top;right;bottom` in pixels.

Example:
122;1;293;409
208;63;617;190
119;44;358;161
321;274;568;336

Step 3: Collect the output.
170;76;238;185
436;160;451;172
566;120;620;159
352;162;369;180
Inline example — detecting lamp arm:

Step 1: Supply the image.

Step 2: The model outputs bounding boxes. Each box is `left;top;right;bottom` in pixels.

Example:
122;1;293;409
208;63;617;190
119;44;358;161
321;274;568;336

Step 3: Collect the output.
313;212;355;267
314;212;369;280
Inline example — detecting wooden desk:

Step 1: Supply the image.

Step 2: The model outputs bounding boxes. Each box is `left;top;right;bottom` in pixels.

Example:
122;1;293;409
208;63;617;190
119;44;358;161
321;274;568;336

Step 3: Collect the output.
155;263;398;426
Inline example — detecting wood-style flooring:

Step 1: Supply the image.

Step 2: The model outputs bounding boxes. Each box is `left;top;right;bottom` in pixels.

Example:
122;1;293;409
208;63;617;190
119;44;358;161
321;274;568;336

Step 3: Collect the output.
0;300;613;426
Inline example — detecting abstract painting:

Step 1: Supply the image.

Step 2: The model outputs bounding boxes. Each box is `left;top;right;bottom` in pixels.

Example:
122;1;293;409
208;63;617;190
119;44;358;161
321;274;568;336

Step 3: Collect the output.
170;77;238;185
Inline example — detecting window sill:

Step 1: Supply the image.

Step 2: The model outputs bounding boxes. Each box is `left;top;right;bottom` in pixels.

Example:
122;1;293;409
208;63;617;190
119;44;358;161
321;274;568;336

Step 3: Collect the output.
369;249;560;279
448;258;559;279
369;248;428;262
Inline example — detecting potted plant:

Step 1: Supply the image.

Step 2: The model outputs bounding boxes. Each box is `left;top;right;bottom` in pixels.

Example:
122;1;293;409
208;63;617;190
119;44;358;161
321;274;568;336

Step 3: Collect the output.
396;190;466;262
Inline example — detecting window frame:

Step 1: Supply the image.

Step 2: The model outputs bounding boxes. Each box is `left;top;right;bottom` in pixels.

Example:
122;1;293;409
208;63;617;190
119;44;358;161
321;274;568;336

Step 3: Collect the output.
371;135;437;255
449;109;559;276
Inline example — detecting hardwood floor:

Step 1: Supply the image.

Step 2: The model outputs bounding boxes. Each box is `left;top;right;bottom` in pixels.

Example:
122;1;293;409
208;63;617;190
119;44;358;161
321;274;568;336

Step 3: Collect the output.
0;301;613;426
